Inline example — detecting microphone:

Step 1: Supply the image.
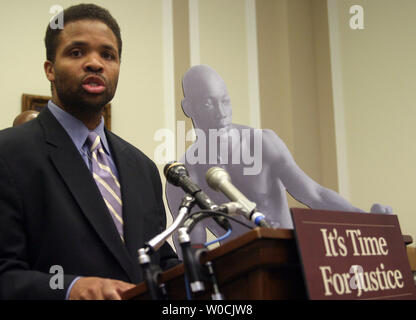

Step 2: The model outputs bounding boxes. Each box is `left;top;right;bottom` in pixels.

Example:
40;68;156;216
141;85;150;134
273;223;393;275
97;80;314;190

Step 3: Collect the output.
205;166;271;228
164;162;231;231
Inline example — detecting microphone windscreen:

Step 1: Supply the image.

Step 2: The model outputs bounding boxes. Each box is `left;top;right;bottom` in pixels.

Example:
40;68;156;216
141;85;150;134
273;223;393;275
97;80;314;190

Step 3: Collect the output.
164;161;188;186
206;166;230;191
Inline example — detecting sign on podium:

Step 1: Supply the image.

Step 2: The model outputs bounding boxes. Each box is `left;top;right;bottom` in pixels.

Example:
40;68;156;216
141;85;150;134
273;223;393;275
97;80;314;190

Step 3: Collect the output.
291;208;416;300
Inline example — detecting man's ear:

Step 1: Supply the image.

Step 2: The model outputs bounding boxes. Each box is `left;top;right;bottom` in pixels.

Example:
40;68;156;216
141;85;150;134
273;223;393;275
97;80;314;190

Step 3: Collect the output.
181;98;191;118
44;60;55;82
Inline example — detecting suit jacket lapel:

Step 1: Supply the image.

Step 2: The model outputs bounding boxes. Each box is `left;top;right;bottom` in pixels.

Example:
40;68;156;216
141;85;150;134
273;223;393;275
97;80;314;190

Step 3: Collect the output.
106;131;145;264
38;108;138;282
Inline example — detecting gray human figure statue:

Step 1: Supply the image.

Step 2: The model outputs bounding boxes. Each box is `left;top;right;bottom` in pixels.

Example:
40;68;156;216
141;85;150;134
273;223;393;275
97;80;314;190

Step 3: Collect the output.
166;64;392;252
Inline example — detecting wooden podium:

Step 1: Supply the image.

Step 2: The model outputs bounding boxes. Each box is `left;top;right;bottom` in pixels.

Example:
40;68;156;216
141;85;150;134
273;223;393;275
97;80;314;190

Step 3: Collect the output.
122;228;413;300
122;228;307;300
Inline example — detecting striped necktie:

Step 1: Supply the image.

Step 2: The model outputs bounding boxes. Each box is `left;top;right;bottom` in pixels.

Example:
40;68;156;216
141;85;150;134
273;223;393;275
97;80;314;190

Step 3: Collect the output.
86;132;124;241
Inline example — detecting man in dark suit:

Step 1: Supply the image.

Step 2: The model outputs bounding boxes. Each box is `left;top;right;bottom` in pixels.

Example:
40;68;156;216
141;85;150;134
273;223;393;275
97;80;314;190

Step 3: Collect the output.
0;4;178;299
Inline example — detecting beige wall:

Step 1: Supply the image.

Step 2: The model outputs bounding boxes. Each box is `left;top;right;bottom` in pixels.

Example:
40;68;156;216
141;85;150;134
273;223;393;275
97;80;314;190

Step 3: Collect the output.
198;0;252;127
256;0;337;207
0;0;414;244
329;0;416;240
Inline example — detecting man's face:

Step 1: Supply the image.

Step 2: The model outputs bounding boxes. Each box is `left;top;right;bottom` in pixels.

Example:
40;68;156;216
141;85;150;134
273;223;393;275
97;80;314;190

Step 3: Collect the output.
45;19;120;113
186;74;232;131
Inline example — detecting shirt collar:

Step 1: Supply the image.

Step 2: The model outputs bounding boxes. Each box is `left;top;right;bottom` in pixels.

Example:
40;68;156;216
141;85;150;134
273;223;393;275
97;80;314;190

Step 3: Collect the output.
47;100;111;155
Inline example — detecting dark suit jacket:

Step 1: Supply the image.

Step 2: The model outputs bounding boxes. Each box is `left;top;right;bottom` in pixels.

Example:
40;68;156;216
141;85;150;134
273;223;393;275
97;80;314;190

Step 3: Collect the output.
0;107;178;299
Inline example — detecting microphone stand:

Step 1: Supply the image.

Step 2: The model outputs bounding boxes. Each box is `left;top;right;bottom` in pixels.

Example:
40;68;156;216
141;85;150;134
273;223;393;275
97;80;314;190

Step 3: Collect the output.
137;248;166;300
178;227;207;297
179;214;227;300
137;194;227;300
137;194;196;300
205;261;225;300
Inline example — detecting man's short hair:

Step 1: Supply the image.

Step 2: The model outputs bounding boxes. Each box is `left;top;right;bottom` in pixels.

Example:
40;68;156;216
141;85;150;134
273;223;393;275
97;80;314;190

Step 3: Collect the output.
44;3;122;62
